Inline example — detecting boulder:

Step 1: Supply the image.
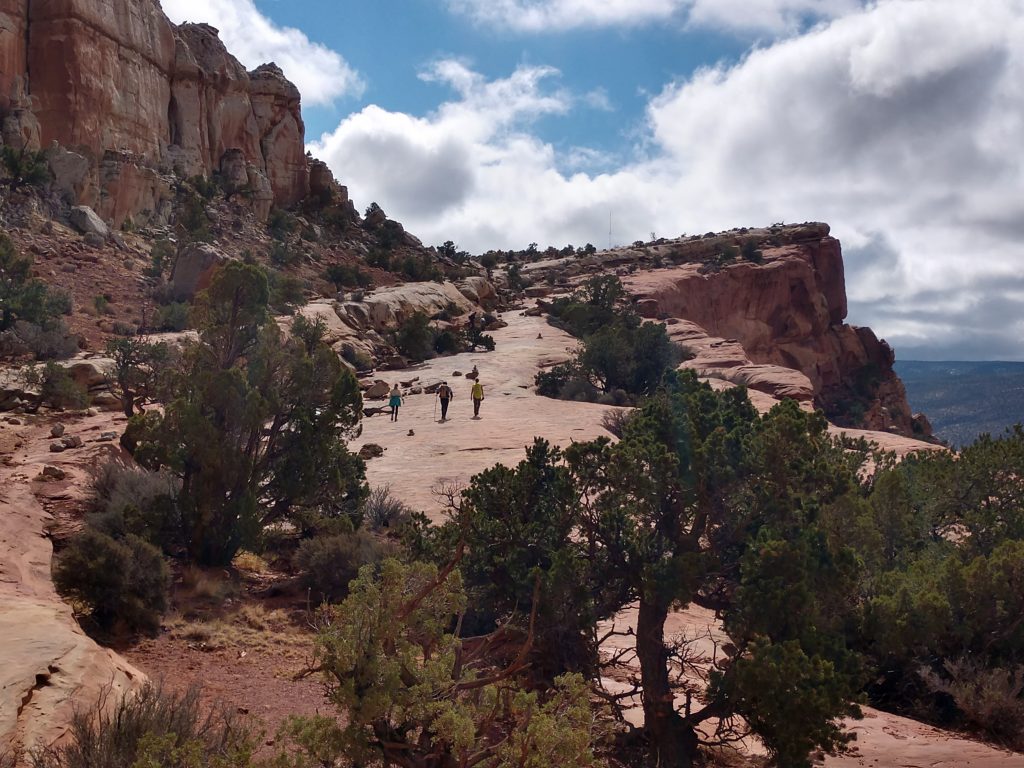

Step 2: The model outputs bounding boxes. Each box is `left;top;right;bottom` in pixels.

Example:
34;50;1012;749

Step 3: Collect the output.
364;381;390;399
46;145;97;205
358;443;384;460
68;206;109;238
169;242;229;300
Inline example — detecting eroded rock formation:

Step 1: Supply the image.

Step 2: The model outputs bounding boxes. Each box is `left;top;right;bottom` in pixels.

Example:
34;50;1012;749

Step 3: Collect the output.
0;0;311;226
623;226;927;436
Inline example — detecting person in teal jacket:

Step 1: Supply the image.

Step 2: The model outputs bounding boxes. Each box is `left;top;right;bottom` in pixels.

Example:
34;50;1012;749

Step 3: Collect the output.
388;384;404;422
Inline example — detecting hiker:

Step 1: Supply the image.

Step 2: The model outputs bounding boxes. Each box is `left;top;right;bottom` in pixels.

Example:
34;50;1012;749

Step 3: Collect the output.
388;384;404;422
471;379;484;419
437;381;454;422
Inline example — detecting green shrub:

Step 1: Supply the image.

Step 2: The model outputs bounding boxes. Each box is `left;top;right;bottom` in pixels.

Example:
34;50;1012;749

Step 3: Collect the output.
267;269;305;314
268;208;298;240
154;302;190;332
28;683;255;768
144;239;176;280
399;254;442;282
393;311;434;361
366;247;391;270
53;528;169;635
189;174;221;201
177;192;212;243
325;263;371;290
0;319;80;360
0;146;51;189
433;328;465;355
25;362;88;409
293;529;397;603
269;241;301;268
90;461;181;552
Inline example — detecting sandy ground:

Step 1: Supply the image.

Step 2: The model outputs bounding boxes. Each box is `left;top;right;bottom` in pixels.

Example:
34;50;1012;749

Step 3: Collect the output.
355;309;615;519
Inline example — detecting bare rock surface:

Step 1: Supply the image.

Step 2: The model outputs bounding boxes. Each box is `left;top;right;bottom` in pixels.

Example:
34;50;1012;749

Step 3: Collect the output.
354;310;611;518
0;412;142;756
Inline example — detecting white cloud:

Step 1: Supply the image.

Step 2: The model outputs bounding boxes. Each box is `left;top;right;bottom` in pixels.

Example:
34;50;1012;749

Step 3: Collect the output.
314;0;1024;358
161;0;364;106
446;0;863;34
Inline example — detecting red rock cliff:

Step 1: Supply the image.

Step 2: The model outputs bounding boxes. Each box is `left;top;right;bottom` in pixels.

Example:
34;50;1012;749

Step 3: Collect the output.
0;0;310;224
622;225;928;438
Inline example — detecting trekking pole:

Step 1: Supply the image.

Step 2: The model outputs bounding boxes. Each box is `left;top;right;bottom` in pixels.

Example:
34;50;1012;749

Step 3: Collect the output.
433;394;437;421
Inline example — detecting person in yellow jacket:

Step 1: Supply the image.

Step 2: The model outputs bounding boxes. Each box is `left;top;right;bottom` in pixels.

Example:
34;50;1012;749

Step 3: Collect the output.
470;380;484;419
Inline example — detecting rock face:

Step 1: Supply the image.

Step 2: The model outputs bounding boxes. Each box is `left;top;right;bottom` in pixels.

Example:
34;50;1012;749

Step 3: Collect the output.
624;228;928;437
0;1;311;226
0;416;143;755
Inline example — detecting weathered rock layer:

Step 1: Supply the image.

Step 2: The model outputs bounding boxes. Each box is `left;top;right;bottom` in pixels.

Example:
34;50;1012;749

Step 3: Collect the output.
623;226;927;436
0;0;309;225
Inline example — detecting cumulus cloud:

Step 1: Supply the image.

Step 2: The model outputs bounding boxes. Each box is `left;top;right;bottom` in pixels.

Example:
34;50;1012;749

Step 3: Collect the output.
315;0;1024;359
161;0;364;105
446;0;862;34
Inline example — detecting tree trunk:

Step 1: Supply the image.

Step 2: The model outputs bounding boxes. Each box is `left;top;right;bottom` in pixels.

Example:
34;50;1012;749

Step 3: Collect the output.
636;596;698;767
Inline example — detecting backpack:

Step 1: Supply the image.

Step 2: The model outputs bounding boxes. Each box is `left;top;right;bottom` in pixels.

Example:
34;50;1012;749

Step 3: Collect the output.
438;385;452;399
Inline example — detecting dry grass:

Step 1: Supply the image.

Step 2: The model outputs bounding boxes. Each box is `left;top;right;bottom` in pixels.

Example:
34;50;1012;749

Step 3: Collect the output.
165;603;311;658
232;551;270;575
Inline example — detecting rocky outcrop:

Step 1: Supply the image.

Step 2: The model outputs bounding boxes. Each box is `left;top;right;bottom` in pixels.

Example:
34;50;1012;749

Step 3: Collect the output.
0;416;144;756
294;280;498;370
623;226;928;438
0;1;311;227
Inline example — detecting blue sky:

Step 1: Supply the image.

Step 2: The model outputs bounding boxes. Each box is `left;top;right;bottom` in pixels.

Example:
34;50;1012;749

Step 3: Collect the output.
162;0;1024;361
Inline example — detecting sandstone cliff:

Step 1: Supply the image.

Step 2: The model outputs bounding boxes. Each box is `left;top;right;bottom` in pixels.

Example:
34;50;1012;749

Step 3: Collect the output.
524;224;931;439
0;0;309;226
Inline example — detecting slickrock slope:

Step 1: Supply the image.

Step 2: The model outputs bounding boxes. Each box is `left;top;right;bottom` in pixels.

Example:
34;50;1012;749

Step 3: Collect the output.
0;413;142;755
0;0;312;226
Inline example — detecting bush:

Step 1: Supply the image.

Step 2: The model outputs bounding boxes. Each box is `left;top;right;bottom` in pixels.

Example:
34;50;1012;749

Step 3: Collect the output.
267;269;305;314
394;311;434;361
325;263;371;290
53;528;169;635
144;239;175;280
0;146;51;188
0;319;80;360
366;247;391;270
268;209;298;240
399;254;442;282
177;192;212;243
154;301;190;332
433;328;465;355
90;461;181;552
269;241;302;268
922;659;1024;748
29;683;255;768
293;529;397;603
600;407;635;438
24;362;88;409
362;486;413;531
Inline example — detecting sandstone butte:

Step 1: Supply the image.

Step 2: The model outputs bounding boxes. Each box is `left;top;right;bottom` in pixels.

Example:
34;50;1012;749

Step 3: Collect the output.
0;0;328;228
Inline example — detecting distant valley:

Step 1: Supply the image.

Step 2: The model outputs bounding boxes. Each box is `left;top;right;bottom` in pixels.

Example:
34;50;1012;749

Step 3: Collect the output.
896;360;1024;447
